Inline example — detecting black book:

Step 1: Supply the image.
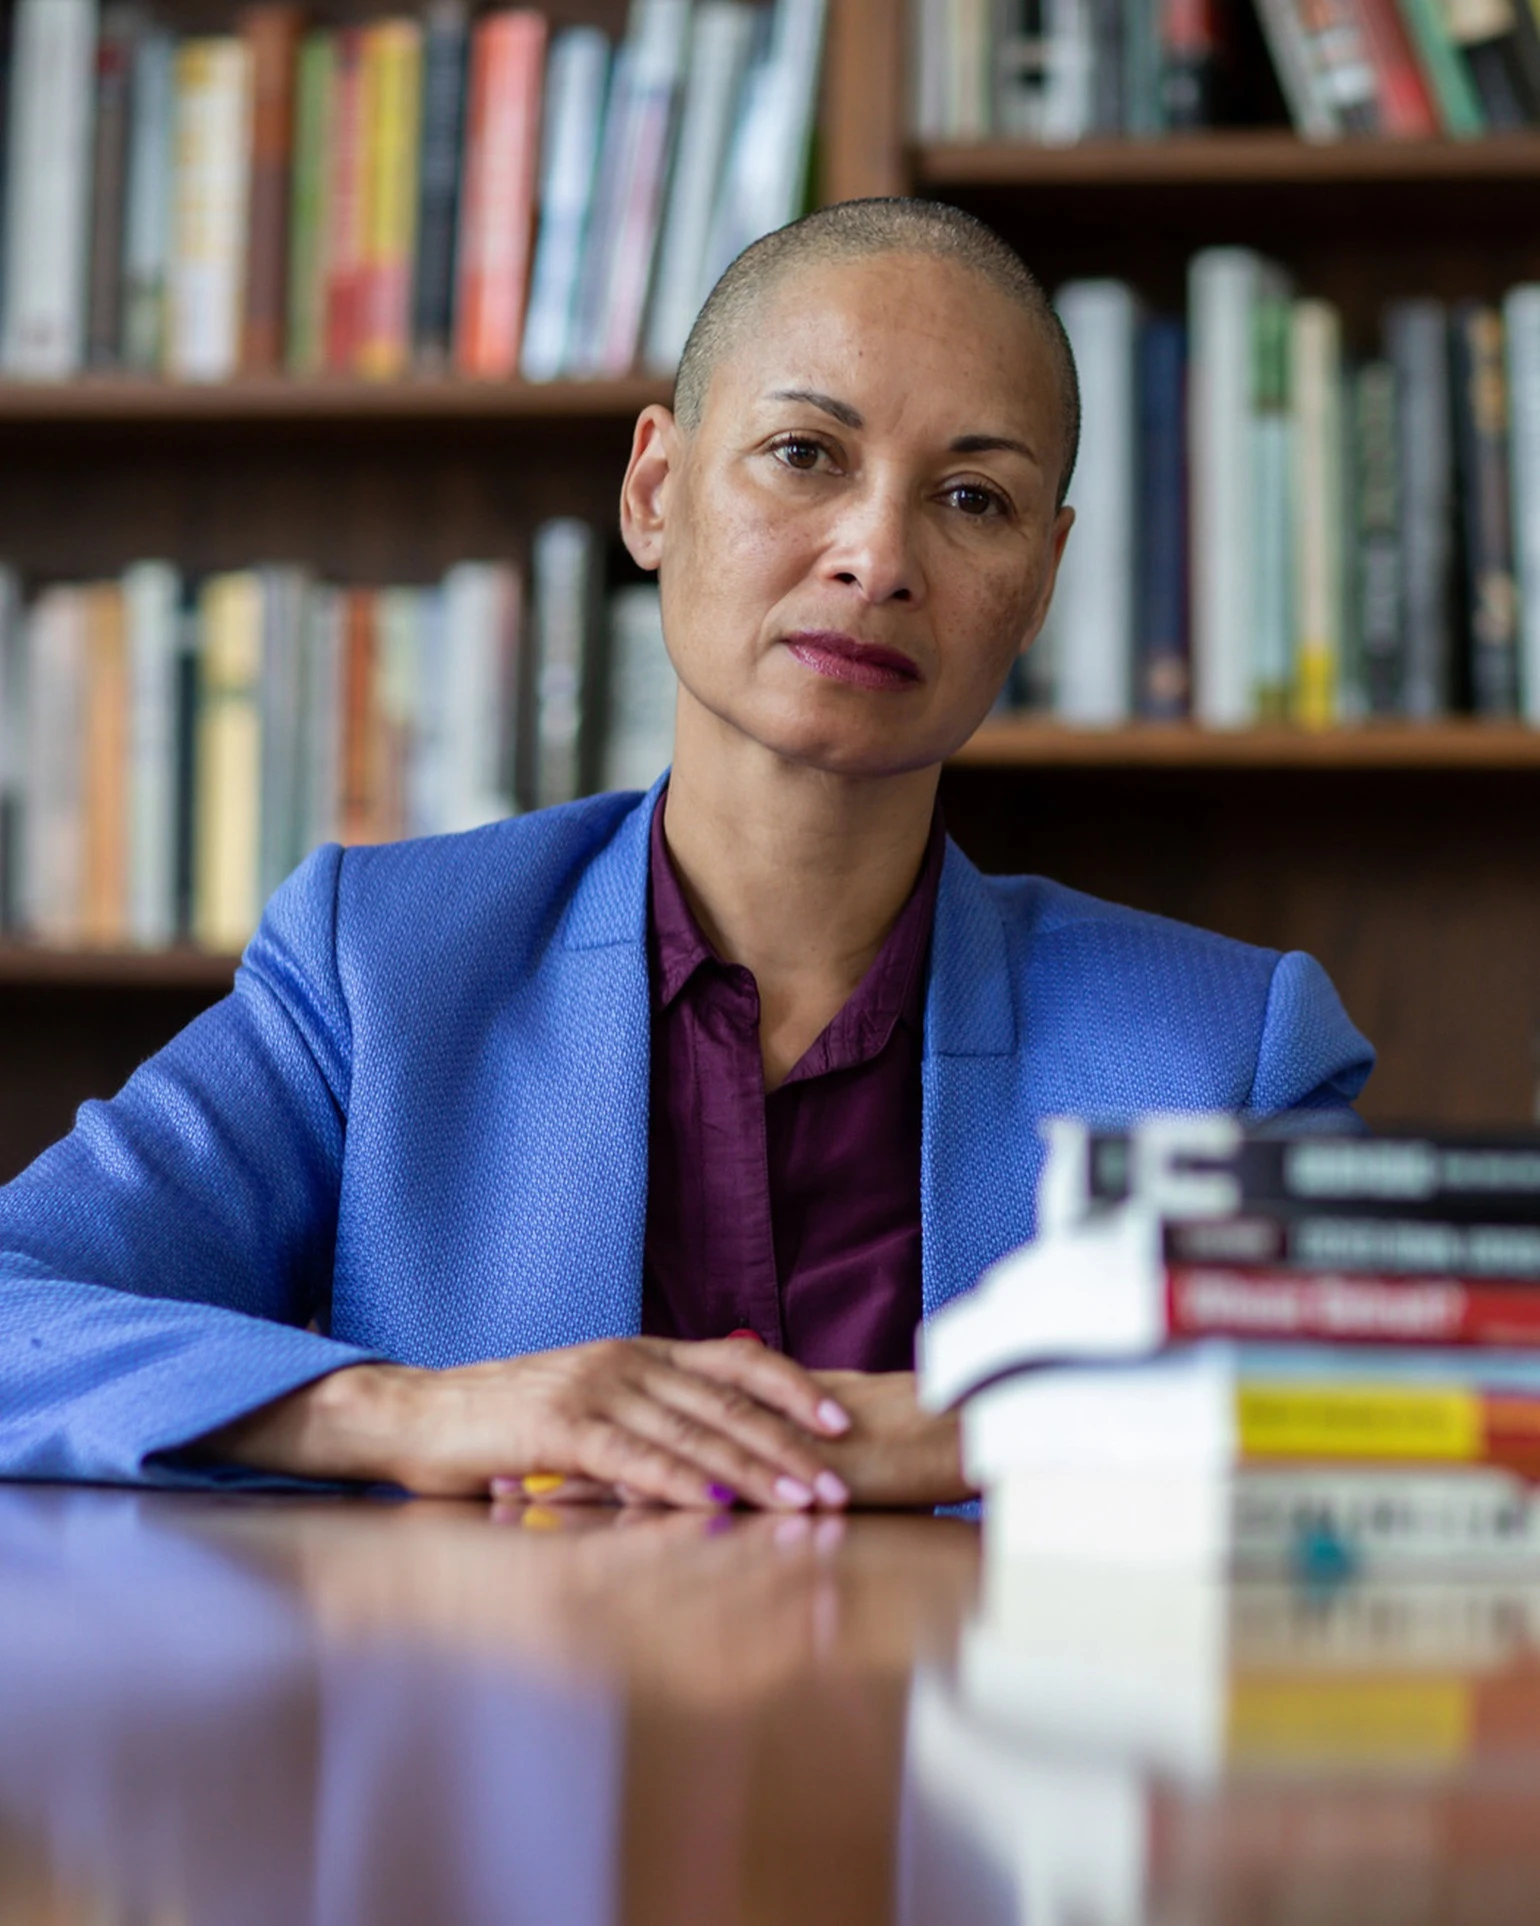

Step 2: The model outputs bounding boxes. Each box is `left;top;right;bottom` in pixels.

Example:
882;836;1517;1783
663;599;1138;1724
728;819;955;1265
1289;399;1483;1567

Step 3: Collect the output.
1166;1213;1540;1280
1443;0;1540;126
411;0;469;367
1451;301;1521;716
1386;299;1455;718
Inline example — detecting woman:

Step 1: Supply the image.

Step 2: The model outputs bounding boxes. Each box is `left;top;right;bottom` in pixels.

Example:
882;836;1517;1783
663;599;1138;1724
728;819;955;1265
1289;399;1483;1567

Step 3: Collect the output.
0;201;1372;1511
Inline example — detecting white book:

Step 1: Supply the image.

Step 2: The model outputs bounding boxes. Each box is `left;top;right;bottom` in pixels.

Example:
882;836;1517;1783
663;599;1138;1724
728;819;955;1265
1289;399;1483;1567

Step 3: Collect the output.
909;0;951;138
121;28;176;373
520;27;610;383
22;587;87;944
603;585;676;791
123;560;180;947
1189;248;1268;727
440;562;517;832
642;1;757;374
1047;280;1137;725
1040;0;1094;146
1249;281;1294;717
1504;285;1540;723
166;38;253;381
2;0;99;378
1291;297;1345;727
532;521;596;809
948;0;993;138
703;0;825;289
570;0;691;378
1250;0;1341;140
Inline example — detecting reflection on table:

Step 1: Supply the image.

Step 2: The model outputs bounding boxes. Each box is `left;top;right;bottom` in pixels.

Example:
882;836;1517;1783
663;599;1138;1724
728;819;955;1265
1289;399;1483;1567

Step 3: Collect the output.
5;1486;1540;1922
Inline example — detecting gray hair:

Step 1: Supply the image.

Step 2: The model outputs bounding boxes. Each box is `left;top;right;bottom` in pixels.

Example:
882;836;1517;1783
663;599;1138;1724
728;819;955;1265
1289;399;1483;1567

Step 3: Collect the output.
674;197;1080;507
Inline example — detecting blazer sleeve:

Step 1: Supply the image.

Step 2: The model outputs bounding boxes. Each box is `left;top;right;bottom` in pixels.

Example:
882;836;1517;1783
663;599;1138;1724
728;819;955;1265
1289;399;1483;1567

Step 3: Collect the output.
1245;949;1376;1120
0;847;384;1487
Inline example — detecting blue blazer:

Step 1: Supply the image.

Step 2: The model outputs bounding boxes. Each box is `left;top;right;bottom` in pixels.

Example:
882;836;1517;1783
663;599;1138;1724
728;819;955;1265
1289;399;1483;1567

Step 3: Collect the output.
0;781;1373;1486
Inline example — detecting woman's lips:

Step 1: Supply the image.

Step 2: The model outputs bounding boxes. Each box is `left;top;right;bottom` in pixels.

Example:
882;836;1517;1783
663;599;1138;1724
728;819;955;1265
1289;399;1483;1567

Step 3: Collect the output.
783;631;922;692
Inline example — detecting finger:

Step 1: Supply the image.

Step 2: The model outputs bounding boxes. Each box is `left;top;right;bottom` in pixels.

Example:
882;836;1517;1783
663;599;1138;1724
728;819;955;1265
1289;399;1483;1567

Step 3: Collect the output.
609;1382;841;1512
569;1418;740;1511
656;1338;852;1438
641;1364;848;1507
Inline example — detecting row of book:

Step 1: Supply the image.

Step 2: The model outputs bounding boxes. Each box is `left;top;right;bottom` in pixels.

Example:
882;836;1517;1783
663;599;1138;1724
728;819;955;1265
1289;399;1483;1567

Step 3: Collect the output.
912;0;1540;142
0;0;824;383
0;538;675;952
1025;259;1540;728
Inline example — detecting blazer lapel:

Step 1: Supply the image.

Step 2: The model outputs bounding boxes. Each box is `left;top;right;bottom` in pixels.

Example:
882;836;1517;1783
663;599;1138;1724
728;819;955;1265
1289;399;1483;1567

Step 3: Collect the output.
920;843;1043;1319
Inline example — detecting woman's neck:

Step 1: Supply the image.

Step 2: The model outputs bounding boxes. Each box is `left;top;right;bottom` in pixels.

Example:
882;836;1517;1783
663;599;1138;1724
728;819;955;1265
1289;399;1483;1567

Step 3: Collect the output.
662;696;941;1089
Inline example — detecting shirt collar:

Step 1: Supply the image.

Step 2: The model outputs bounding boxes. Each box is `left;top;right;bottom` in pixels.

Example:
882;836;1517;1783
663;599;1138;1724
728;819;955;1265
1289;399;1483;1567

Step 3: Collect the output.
647;787;946;1076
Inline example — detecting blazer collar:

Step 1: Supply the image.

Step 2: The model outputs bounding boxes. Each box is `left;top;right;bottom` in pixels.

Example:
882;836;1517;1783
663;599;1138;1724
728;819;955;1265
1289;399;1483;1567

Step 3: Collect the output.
560;777;667;952
924;839;1017;1059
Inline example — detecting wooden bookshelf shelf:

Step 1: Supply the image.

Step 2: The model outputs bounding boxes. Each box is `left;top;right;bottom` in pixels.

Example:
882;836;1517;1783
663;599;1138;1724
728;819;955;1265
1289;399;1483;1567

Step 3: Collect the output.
953;720;1540;769
0;374;673;425
914;130;1540;190
0;946;238;988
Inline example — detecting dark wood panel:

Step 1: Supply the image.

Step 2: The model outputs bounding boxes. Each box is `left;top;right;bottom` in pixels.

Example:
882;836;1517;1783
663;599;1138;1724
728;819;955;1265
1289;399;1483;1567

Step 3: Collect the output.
940;765;1540;1127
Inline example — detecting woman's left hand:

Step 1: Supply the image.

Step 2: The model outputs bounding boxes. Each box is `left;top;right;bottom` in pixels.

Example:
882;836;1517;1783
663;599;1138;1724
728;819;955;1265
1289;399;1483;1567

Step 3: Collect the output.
804;1371;974;1509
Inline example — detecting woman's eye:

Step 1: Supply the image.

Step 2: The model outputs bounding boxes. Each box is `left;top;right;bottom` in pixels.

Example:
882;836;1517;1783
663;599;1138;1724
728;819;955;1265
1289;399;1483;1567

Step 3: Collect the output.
946;482;1005;518
773;437;825;471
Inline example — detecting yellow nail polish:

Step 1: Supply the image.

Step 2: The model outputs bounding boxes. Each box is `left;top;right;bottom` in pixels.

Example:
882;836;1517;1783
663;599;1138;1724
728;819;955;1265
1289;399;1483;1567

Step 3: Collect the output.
522;1506;561;1531
521;1472;566;1497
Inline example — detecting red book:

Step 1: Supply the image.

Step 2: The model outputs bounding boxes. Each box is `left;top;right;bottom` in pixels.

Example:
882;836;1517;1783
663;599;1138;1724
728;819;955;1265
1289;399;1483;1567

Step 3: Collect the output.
1167;1265;1540;1349
1345;0;1440;134
241;4;304;371
324;29;366;374
454;10;546;379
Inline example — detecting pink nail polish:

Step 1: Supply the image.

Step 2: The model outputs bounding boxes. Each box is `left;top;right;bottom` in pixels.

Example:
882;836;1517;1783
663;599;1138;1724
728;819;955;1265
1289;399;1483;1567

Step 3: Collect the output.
816;1399;851;1435
706;1482;737;1506
489;1477;519;1498
814;1470;848;1508
774;1476;814;1508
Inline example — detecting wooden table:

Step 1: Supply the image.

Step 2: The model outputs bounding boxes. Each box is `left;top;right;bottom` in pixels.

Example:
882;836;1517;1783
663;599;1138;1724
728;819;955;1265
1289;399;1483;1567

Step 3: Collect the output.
1;1487;1537;1923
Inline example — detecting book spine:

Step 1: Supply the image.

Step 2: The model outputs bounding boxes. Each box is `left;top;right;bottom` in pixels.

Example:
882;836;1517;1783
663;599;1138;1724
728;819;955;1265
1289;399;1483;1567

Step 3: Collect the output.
1168;1265;1540;1348
1043;0;1095;141
124;559;179;947
121;30;174;372
1505;285;1540;722
1250;289;1294;720
1354;360;1404;715
1394;0;1487;131
21;588;86;945
1135;316;1189;718
240;3;303;374
454;9;547;379
1291;297;1345;728
1;0;98;378
1305;0;1384;129
85;4;136;368
323;28;365;374
375;586;419;842
356;17;423;380
532;519;596;808
1168;1213;1540;1279
1236;1379;1499;1467
194;572;263;950
0;566;22;934
256;566;309;898
285;32;333;375
339;586;379;845
1249;0;1344;136
440;561;517;827
80;582;128;947
523;26;613;381
1351;0;1442;129
1387;298;1455;717
301;584;343;850
603;583;676;791
168;39;254;382
1452;300;1521;716
1050;279;1138;725
1123;0;1167;133
1189;248;1261;727
950;0;993;136
1443;0;1539;125
410;0;468;367
1090;0;1125;130
995;0;1051;139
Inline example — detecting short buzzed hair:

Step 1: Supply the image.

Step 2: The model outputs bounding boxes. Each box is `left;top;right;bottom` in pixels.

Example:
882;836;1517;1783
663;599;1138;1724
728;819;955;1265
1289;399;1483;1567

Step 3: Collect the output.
673;198;1081;507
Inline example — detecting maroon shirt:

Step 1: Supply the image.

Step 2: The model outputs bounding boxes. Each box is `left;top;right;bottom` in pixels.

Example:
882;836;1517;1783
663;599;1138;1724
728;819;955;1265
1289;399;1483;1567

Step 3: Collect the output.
641;795;944;1372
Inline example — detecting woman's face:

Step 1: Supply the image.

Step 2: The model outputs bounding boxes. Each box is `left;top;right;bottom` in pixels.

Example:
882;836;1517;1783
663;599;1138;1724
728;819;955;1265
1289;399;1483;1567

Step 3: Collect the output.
620;250;1074;780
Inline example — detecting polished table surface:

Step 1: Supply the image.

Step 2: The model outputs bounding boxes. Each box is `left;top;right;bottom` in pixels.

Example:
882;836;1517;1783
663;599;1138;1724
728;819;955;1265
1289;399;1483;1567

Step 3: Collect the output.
2;1486;1539;1924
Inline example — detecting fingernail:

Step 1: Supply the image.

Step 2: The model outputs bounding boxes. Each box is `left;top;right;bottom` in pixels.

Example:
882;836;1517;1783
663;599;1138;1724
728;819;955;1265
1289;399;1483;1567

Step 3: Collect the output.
706;1482;737;1507
816;1399;851;1436
814;1470;848;1508
773;1476;814;1509
520;1473;565;1498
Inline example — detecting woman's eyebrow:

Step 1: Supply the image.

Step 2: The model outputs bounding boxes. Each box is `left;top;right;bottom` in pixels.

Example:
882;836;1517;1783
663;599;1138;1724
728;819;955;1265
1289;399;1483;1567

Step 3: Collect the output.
768;387;863;428
950;433;1040;464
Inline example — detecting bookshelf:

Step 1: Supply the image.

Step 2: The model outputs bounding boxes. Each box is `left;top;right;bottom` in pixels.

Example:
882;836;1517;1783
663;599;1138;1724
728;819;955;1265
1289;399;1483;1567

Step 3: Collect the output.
4;1;1540;1189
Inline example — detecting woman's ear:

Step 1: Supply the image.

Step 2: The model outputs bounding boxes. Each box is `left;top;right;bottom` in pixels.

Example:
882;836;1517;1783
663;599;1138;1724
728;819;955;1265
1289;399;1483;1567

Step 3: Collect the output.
619;405;680;573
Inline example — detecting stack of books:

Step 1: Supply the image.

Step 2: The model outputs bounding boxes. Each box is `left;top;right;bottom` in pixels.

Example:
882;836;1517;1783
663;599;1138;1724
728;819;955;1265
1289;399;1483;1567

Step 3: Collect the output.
1019;267;1540;729
903;1567;1540;1920
0;0;825;384
922;1117;1540;1578
912;0;1524;141
0;544;673;952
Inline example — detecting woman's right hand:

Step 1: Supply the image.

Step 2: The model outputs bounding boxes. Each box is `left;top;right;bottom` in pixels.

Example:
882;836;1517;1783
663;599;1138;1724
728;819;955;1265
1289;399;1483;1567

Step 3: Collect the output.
196;1337;854;1512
